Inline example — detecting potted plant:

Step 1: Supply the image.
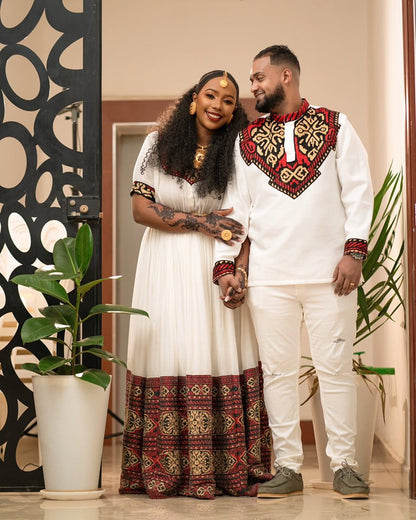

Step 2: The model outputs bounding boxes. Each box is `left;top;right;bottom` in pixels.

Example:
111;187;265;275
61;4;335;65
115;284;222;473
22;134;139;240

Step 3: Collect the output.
299;167;404;483
11;223;148;500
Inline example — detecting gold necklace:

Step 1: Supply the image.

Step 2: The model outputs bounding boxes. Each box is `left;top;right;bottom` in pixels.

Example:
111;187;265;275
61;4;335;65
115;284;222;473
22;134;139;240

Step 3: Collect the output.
193;144;208;169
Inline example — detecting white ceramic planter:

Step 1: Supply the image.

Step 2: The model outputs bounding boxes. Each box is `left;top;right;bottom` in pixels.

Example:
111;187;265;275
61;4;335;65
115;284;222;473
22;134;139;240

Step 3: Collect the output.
310;375;378;485
32;375;110;499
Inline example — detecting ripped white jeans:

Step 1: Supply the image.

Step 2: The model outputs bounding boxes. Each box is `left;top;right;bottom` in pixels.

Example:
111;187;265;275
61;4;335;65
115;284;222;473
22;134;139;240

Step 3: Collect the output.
248;283;357;473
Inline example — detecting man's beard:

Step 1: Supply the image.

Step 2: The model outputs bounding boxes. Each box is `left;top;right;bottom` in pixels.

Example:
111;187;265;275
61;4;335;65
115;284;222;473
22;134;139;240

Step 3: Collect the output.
255;83;285;113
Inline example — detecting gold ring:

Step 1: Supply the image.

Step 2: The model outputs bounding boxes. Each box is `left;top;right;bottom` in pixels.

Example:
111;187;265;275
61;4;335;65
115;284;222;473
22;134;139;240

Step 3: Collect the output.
349;282;356;287
221;229;232;241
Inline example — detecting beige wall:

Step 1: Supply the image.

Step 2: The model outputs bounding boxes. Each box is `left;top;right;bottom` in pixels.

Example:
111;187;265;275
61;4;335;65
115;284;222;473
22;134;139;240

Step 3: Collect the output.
103;0;371;147
367;0;407;478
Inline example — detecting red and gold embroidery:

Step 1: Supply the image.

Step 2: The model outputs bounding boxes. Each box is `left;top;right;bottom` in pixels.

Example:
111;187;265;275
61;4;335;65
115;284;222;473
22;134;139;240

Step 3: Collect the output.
240;101;340;199
130;181;155;201
120;367;272;499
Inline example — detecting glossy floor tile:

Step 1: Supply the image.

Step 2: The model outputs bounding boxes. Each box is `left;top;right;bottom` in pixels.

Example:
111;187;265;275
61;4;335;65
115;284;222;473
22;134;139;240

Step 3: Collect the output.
1;441;416;520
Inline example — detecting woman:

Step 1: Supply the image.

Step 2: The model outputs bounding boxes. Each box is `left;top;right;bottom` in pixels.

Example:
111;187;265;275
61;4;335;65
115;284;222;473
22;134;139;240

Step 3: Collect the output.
120;70;271;499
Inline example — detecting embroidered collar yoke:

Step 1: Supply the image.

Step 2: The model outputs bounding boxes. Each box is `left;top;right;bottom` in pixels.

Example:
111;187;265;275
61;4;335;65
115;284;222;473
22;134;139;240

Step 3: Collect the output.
239;99;340;199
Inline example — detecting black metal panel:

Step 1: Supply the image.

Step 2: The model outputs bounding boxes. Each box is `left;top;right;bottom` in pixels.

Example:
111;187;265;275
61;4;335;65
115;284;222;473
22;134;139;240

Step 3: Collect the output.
0;0;102;490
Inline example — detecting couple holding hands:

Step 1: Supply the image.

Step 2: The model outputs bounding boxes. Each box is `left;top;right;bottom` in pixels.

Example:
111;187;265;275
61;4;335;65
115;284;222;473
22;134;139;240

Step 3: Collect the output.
120;45;373;501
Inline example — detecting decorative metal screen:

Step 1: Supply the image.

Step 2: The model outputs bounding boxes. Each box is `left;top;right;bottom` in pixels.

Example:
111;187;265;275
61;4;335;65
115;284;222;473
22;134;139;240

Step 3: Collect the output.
0;0;101;490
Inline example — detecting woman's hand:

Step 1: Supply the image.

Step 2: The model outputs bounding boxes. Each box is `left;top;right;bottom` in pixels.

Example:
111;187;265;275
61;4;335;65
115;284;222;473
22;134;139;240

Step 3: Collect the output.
197;208;244;245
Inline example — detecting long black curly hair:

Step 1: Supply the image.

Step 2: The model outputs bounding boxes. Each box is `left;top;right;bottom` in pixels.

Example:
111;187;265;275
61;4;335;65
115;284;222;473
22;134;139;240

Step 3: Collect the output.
142;70;249;198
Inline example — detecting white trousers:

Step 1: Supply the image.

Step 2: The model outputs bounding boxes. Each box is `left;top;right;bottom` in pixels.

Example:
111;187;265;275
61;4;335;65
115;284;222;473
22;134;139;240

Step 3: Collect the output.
248;284;358;473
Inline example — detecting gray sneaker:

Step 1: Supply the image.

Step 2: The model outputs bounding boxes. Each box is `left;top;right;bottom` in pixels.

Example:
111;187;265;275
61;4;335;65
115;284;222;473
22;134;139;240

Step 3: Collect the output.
257;465;303;498
333;462;369;499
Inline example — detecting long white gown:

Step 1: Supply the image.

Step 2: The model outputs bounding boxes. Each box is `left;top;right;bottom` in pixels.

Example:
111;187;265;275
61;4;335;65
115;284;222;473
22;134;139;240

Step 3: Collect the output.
120;132;271;499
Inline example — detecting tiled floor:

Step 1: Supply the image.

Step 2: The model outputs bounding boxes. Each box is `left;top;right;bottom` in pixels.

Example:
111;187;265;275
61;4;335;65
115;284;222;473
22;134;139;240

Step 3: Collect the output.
1;441;416;520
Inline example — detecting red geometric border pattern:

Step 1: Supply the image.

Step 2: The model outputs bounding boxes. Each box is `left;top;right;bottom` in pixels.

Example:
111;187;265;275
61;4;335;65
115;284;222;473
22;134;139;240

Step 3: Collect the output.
239;101;340;199
120;365;272;499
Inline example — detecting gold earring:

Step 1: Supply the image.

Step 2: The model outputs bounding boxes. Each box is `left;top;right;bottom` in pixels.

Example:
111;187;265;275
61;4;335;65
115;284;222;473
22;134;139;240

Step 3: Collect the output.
227;113;234;125
189;101;196;115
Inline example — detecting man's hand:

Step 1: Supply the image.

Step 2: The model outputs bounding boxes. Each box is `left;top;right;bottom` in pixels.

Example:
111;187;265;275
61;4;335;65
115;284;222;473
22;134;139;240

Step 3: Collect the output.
332;255;362;296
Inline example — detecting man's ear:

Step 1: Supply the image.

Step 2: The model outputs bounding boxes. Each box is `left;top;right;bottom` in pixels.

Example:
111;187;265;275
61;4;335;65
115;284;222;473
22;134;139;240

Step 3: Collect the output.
281;67;292;84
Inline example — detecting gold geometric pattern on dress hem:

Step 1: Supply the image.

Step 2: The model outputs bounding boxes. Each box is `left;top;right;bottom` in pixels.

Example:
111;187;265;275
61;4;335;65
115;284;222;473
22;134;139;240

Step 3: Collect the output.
189;450;214;475
247;401;261;423
160;450;182;475
160;411;180;435
241;451;248;466
160;385;170;398
122;447;139;469
220;385;231;396
187;409;213;435
248;438;261;459
133;385;142;397
213;411;236;433
143;414;156;434
142;454;153;470
126;410;142;432
213;450;238;473
197;485;215;497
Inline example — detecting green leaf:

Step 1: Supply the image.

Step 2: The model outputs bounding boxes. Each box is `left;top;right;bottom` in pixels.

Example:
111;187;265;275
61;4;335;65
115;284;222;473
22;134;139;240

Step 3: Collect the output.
38;356;69;372
78;277;121;297
86;347;127;368
355;167;404;344
75;223;93;276
53;237;78;278
40;305;76;330
11;274;70;303
87;304;149;318
73;336;104;348
56;364;86;375
78;369;111;390
21;318;69;344
33;268;79;281
21;363;43;375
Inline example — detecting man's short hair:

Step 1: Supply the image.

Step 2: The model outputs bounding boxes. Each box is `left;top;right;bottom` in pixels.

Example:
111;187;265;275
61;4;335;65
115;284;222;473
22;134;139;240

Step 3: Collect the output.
254;45;300;74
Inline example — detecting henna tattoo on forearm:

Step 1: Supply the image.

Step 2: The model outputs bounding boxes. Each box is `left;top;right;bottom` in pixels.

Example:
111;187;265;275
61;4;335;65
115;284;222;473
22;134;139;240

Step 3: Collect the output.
147;203;243;240
148;203;204;233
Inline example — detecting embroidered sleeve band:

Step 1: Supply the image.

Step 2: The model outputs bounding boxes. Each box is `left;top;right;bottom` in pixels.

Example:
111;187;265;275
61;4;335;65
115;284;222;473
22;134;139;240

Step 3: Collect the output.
130;181;155;202
344;238;368;258
213;260;235;284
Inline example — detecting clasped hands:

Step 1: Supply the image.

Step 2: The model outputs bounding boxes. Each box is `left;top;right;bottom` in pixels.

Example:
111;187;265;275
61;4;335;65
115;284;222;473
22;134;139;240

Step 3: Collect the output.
218;272;247;309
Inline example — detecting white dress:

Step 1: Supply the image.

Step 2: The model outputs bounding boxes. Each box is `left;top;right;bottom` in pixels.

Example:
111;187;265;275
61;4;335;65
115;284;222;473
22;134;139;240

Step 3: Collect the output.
120;132;271;499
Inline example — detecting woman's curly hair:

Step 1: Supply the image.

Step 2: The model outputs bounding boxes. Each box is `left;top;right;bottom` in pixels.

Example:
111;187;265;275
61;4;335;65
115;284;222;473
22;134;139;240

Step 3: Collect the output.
141;72;249;198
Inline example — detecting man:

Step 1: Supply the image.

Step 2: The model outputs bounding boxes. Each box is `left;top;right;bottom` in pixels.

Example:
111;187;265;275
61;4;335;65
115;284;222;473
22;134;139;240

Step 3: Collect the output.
213;45;373;499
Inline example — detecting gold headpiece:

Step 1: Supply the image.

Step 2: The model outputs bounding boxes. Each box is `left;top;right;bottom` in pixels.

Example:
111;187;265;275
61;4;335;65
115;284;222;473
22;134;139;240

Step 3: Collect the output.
219;71;229;88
